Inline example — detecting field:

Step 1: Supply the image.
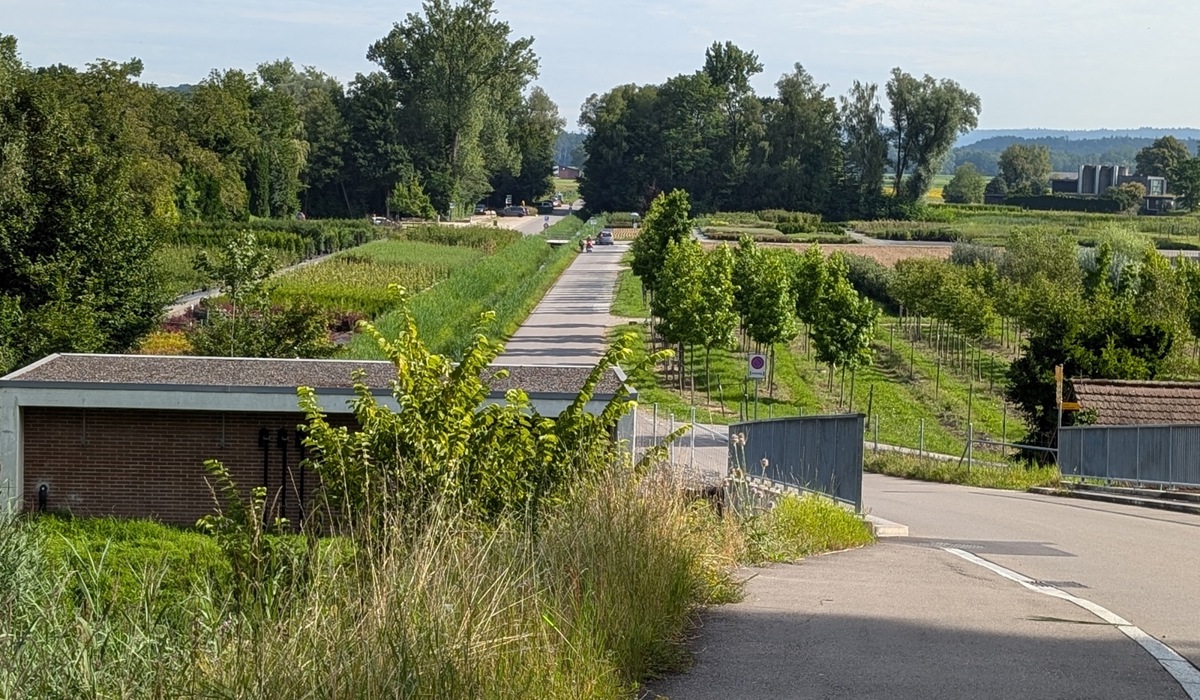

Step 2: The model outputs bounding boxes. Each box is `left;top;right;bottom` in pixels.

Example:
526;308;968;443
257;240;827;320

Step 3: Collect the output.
700;240;952;267
553;177;580;203
852;205;1200;248
349;215;590;358
270;238;494;316
157;218;384;298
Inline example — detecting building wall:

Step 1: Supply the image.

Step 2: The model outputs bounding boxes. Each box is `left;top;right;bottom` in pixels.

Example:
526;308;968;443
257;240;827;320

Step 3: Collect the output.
21;407;354;527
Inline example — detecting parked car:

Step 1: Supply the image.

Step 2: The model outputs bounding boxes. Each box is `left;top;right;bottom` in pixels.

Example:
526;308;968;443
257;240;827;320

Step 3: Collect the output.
475;203;489;215
597;229;614;245
499;205;529;217
537;201;556;215
370;215;388;225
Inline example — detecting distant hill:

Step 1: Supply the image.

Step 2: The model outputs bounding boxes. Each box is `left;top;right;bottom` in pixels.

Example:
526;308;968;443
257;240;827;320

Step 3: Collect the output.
957;128;1200;147
947;129;1200;177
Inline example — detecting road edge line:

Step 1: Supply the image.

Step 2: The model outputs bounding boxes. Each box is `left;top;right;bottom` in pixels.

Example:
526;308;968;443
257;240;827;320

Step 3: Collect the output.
943;547;1200;699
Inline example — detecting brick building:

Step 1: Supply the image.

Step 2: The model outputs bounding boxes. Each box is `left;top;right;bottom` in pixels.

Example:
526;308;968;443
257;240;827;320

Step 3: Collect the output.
0;354;635;525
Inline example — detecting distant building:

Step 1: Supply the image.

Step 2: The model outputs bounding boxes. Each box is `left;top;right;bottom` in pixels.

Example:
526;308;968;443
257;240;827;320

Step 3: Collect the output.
1049;165;1174;213
556;165;581;180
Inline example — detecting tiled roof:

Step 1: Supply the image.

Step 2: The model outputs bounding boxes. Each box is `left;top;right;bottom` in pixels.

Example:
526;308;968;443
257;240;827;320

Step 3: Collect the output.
1072;379;1200;426
1;354;631;398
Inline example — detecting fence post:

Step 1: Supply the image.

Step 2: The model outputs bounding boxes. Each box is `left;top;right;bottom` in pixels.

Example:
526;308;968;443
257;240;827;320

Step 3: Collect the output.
630;404;637;464
874;415;880;453
967;423;974;473
689;407;696;471
919;419;925;458
652;403;658;443
669;414;675;465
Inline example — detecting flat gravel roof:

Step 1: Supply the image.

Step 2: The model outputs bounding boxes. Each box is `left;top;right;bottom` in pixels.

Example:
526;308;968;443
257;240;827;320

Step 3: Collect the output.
2;354;631;398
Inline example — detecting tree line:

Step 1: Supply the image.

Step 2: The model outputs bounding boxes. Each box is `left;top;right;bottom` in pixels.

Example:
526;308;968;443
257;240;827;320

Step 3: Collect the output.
943;136;1200;209
630;190;878;404
579;43;981;219
0;0;561;374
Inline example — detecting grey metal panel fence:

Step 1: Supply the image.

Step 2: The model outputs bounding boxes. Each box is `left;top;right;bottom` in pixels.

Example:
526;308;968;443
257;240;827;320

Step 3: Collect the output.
729;414;864;509
1059;424;1200;487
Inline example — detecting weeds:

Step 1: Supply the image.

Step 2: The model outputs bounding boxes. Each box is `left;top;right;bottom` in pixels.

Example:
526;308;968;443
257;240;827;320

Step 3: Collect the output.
864;452;1061;491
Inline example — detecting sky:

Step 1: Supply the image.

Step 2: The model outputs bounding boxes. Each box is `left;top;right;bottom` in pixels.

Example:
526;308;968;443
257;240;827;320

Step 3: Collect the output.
4;0;1199;132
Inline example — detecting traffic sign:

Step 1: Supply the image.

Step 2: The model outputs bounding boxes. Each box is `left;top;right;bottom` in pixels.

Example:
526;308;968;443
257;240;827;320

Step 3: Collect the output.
505;195;512;206
1054;364;1064;404
748;353;768;380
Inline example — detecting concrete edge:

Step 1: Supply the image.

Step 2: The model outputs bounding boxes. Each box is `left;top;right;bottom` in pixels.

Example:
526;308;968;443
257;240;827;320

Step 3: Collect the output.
1029;486;1200;516
865;514;909;538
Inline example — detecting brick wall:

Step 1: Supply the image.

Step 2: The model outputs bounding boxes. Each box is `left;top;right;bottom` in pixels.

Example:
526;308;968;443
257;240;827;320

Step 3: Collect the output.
22;407;355;527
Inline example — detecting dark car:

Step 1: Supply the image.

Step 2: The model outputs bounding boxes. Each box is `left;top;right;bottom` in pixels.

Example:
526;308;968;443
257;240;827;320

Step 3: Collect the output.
597;229;614;245
537;201;556;215
499;205;529;217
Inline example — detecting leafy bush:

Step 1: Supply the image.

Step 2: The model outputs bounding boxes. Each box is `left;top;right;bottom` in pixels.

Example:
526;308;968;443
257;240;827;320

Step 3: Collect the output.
842;254;895;307
949;241;1002;267
756;209;822;226
1004;195;1124;213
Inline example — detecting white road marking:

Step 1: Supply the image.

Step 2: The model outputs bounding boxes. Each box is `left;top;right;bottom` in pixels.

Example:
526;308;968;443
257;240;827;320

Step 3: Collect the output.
943;547;1200;699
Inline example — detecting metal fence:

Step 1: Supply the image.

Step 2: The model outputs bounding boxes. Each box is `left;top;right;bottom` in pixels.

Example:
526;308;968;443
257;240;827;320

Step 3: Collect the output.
1059;424;1200;488
729;414;865;510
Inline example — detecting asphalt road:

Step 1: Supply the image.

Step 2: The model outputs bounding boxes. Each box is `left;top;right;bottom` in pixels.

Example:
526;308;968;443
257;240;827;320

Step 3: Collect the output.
496;240;625;366
650;475;1200;699
863;473;1200;669
492;201;575;235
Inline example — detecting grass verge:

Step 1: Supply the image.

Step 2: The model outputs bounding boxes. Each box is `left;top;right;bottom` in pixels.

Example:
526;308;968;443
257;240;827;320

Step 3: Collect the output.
864;451;1061;491
740;493;874;564
349;215;587;358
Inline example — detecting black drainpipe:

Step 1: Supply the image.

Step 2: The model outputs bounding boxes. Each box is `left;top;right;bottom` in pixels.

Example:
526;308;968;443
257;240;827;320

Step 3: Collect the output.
277;427;289;524
295;428;307;526
258;427;270;525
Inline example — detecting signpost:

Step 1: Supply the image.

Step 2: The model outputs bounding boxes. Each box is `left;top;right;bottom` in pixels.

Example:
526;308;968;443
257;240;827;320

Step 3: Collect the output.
748;354;767;420
505;195;512;206
1055;364;1064;440
748;353;767;380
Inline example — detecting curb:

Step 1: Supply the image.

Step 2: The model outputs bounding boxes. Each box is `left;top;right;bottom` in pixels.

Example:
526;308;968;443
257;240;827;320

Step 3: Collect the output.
1029;486;1200;516
865;515;909;538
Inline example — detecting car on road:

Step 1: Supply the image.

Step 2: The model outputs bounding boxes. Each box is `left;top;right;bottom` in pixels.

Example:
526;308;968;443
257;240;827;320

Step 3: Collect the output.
370;215;388;225
499;205;529;217
537;201;556;215
597;229;614;245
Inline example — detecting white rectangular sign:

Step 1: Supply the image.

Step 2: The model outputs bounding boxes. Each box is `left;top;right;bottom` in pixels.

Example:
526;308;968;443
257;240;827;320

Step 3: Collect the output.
748;353;768;380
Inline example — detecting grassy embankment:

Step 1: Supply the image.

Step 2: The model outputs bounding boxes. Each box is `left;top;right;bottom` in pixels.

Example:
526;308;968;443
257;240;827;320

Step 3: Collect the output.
348;215;589;359
612;266;1026;457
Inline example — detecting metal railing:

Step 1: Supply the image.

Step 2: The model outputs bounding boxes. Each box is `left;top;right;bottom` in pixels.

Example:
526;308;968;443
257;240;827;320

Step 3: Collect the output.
1059;423;1200;488
729;414;865;510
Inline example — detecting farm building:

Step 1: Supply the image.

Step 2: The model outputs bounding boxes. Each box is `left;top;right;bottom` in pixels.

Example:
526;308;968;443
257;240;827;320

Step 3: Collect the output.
0;354;636;525
555;165;581;179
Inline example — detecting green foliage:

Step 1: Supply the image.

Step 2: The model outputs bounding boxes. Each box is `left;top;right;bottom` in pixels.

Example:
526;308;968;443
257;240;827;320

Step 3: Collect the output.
942;163;986;204
270;240;483;316
630;189;693;294
196;459;306;613
811;254;878;371
997;143;1051;195
352;216;586;359
864;453;1061;491
186;232;337;358
738;494;874;564
887;68;982;202
1103;181;1146;213
302;293;646;532
0;40;169;373
387;171;437;219
743;249;798;347
367;0;540;212
654;239;707;346
1134;135;1192;179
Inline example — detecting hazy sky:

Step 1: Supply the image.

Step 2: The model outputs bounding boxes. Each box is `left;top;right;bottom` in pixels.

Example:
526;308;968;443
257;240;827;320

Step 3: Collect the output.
4;0;1198;131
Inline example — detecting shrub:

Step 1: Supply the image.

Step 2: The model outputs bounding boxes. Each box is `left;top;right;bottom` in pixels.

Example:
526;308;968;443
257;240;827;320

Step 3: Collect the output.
842;254;895;307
